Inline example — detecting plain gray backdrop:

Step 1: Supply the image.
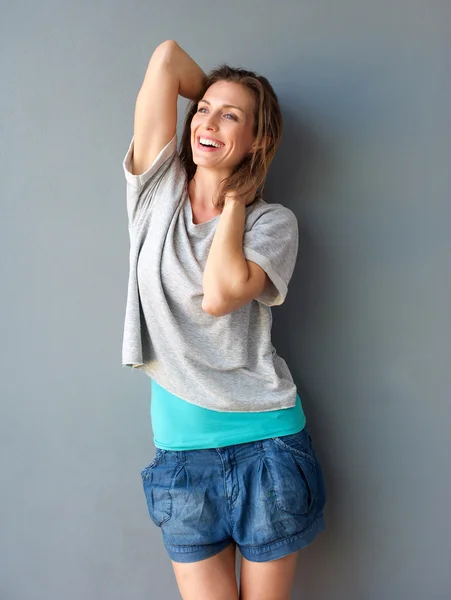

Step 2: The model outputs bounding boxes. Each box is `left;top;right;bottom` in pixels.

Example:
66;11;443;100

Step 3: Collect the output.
1;1;450;599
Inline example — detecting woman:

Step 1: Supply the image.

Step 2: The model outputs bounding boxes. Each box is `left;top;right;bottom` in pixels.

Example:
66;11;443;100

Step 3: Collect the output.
121;40;326;600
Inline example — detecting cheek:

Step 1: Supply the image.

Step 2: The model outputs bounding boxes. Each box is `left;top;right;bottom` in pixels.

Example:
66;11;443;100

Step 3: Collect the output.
190;116;199;132
232;130;253;155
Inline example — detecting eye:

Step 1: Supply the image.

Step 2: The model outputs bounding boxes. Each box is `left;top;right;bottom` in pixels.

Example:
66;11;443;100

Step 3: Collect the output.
197;106;207;113
224;113;237;121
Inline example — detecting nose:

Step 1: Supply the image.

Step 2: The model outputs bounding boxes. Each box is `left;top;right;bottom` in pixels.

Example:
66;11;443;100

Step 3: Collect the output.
204;112;219;131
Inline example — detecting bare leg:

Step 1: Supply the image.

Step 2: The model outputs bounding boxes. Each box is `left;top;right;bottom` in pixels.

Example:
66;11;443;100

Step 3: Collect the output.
172;543;239;600
239;551;299;600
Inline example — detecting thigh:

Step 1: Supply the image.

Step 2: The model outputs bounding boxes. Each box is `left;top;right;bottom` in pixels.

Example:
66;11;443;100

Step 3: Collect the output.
172;543;239;600
240;551;299;600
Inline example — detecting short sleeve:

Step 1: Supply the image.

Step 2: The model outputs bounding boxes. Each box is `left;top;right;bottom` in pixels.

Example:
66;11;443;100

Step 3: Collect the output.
242;204;299;306
122;133;178;228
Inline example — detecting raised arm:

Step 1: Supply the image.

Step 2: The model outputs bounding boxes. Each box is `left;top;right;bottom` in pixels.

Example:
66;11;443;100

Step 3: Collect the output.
131;40;207;176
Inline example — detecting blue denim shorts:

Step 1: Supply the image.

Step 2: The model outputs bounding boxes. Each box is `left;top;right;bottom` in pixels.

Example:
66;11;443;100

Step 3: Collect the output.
140;427;326;563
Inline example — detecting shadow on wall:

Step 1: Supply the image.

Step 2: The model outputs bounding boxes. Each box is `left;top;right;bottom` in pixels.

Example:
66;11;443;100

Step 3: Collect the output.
263;105;349;598
264;102;337;398
265;102;339;325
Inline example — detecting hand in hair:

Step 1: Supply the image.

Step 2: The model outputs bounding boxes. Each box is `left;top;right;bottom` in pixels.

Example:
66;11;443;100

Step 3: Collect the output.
224;186;258;207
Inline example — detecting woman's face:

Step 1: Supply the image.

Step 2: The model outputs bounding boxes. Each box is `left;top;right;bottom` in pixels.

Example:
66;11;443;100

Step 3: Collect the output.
190;80;256;172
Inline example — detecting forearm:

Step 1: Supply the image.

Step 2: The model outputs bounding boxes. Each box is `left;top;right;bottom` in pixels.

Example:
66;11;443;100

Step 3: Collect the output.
202;199;250;310
162;40;207;101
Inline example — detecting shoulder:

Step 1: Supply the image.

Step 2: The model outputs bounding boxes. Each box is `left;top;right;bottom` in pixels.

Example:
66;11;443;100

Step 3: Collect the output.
246;198;298;230
123;132;186;189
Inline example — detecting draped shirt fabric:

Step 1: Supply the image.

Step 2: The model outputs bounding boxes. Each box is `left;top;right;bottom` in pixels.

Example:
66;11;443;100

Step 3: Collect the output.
121;133;300;412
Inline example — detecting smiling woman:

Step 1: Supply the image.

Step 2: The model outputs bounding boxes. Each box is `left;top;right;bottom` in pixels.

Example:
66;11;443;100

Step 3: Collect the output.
121;40;326;600
179;64;282;211
189;82;257;193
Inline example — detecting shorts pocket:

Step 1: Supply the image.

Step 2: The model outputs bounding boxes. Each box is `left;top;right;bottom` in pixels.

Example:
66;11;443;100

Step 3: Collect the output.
272;429;316;467
140;449;167;477
265;430;318;516
140;450;176;528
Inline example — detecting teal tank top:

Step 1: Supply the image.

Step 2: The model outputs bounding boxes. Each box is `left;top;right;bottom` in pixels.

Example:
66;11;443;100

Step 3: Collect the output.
150;378;306;450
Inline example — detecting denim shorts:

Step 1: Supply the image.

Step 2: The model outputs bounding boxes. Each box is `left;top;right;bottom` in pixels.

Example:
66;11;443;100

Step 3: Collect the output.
140;427;326;563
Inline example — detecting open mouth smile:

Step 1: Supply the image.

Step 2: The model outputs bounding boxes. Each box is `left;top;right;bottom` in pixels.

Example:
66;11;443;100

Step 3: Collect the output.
196;136;225;152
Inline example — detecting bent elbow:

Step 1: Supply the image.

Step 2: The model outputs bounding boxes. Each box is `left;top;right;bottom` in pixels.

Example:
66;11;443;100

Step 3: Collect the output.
201;297;228;317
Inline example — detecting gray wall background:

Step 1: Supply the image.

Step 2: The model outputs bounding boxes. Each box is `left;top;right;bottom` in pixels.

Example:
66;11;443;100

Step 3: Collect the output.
2;1;450;599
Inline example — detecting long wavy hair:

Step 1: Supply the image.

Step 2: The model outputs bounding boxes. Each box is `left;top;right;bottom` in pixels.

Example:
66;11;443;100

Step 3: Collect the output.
179;64;283;209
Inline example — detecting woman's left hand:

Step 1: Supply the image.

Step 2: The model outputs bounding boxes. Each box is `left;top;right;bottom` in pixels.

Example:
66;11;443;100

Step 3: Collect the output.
224;187;258;207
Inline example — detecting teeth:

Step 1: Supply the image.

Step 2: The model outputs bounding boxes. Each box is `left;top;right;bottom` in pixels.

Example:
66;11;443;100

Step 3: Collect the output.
199;137;223;148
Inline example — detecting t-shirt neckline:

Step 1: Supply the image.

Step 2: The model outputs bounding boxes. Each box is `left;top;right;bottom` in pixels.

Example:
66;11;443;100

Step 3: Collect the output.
184;194;261;228
185;197;221;228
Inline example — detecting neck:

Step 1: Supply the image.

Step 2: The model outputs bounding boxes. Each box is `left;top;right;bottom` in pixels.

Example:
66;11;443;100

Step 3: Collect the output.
189;165;232;209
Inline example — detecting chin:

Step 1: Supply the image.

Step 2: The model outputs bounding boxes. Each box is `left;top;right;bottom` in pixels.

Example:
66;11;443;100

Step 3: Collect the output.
191;150;215;167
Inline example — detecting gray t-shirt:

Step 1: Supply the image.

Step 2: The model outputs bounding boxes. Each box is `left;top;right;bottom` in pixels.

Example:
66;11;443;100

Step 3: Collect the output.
121;133;299;412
